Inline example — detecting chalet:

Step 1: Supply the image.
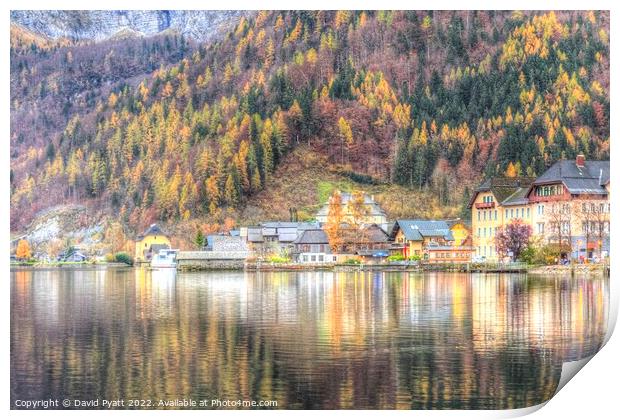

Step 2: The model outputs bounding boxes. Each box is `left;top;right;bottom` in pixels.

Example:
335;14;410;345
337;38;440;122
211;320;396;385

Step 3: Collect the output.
349;224;391;263
134;224;171;263
390;220;474;262
316;191;388;231
293;228;336;264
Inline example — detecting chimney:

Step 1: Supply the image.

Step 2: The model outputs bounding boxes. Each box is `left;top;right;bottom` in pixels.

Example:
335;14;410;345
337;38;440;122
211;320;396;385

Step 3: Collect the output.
576;154;586;168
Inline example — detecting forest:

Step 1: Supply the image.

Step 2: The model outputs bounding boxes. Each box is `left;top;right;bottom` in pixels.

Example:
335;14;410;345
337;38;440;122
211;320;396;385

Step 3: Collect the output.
10;11;610;239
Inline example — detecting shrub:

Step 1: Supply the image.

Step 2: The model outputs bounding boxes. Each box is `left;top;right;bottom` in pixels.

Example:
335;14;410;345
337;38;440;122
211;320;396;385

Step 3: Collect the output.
104;253;115;263
519;244;566;265
408;254;421;261
387;254;405;262
114;252;133;266
267;255;290;264
344;258;361;265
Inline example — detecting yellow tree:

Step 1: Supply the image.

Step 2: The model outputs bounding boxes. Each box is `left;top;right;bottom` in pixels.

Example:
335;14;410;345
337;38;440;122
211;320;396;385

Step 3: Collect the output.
324;190;345;254
338;117;353;164
15;239;32;260
347;190;370;250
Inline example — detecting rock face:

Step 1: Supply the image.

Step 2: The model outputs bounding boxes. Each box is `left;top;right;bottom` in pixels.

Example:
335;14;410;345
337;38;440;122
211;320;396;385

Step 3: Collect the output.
10;10;246;42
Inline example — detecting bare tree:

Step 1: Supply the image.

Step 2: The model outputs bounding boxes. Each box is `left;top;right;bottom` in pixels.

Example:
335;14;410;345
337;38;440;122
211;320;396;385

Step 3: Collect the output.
547;202;572;260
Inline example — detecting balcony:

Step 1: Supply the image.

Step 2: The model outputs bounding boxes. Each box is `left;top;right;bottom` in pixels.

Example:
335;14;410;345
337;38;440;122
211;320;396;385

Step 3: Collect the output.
475;202;495;209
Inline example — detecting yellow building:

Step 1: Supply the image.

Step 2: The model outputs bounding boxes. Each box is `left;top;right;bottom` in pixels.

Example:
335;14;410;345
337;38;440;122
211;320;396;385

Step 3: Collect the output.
134;224;171;263
469;156;610;262
447;220;471;247
468;177;534;261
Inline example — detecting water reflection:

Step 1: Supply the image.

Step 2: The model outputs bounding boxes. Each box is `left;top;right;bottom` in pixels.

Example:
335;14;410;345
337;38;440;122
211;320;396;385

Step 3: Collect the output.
11;269;608;409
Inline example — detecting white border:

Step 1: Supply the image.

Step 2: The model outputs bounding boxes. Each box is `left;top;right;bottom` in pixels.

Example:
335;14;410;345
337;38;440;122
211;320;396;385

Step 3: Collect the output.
3;1;618;419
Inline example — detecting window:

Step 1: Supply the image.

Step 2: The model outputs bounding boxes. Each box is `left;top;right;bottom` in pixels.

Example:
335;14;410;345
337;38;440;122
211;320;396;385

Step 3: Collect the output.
318;255;324;262
537;223;544;234
510;209;514;218
521;208;524;218
478;211;481;221
526;208;530;218
494;210;498;220
333;256;337;262
303;255;308;262
311;255;316;262
505;209;509;218
483;211;486;221
478;228;481;238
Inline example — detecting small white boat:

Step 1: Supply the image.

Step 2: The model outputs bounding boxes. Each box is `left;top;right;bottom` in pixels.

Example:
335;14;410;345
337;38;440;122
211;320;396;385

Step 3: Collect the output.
151;249;179;269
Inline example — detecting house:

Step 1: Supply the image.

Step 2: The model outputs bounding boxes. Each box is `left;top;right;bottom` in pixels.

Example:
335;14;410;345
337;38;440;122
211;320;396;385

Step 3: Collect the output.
389;220;474;262
390;220;454;258
58;248;88;262
446;219;472;247
242;222;318;258
134;224;171;263
468;177;534;261
348;224;391;263
315;191;388;231
526;155;610;259
293;228;336;264
469;155;610;261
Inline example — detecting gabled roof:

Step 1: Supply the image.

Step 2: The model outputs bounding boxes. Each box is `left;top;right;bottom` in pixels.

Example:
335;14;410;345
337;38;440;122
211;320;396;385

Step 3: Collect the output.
294;229;330;245
445;218;470;229
468;177;535;208
360;224;389;243
246;222;321;243
316;192;387;218
501;186;530;206
531;160;609;195
391;220;454;242
137;223;167;240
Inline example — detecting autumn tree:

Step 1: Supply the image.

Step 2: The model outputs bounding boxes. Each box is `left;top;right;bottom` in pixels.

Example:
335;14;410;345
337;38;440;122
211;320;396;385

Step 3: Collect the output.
323;189;345;254
494;219;532;262
15;239;32;260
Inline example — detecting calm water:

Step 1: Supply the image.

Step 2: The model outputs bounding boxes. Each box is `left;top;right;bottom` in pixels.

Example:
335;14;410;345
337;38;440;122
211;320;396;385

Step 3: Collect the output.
11;268;608;409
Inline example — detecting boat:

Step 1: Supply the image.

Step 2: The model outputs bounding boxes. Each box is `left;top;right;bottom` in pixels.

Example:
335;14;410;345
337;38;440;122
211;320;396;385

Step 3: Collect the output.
150;249;179;269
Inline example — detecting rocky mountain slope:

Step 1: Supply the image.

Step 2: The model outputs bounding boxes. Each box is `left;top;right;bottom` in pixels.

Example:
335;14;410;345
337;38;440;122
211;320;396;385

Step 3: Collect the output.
10;10;247;42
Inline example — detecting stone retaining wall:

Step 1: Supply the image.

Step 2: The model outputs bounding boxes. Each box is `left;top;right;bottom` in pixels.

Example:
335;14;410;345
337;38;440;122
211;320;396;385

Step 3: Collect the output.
176;250;247;271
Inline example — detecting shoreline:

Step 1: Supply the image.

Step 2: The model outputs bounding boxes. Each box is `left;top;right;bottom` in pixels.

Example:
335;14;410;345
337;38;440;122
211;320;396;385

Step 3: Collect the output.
11;262;609;275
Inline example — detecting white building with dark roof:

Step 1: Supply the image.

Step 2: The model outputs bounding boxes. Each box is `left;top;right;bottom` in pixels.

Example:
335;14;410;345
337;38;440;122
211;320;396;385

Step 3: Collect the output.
315;191;388;231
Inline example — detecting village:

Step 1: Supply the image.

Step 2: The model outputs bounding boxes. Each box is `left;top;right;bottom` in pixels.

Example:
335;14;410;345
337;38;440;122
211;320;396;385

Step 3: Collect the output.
11;155;610;271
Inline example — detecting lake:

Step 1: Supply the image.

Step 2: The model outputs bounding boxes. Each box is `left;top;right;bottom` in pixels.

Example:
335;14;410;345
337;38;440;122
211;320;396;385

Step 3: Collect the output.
10;268;608;409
